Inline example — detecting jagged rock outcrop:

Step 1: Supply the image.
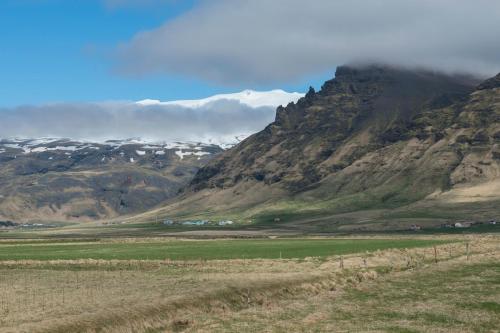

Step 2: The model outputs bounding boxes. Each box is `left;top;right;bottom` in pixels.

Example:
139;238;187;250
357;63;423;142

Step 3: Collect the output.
477;73;500;90
190;65;478;192
162;65;500;225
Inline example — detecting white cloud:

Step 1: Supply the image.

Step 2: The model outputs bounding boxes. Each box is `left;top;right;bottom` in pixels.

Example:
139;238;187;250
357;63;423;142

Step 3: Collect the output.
114;0;500;84
0;90;303;144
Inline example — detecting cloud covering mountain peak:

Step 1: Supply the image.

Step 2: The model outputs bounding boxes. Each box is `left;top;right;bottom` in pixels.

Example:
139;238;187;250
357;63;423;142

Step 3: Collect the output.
114;0;500;84
0;90;304;145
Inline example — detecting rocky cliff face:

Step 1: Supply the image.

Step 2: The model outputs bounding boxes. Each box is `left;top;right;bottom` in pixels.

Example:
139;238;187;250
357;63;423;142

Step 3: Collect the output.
190;65;478;192
477;73;500;90
160;65;500;226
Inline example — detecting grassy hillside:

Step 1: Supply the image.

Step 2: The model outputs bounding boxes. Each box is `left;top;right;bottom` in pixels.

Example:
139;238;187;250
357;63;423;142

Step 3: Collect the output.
138;66;499;230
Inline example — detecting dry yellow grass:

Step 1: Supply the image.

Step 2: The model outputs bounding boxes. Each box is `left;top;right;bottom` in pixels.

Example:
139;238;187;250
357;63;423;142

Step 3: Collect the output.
0;235;498;332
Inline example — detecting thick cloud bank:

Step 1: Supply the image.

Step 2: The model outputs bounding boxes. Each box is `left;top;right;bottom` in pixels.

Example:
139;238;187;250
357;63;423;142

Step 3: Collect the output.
115;0;500;84
0;100;279;145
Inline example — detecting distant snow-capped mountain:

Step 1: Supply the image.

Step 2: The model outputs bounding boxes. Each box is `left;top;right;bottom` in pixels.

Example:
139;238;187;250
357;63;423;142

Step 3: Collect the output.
0;137;224;159
0;89;305;148
0;137;224;222
0;89;306;222
0;135;249;155
136;89;304;108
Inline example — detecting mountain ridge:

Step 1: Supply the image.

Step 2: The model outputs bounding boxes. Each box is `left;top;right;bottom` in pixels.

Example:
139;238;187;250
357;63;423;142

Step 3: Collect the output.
145;65;499;230
0;138;222;222
190;65;480;191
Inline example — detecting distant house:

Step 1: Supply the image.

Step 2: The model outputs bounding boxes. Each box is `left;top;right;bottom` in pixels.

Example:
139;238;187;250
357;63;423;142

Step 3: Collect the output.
490;220;497;225
163;219;174;225
218;220;234;226
410;224;422;231
274;218;281;222
454;222;471;228
182;220;209;226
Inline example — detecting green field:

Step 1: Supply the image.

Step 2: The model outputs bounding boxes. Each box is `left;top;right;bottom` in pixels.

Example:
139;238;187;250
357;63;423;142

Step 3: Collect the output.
0;238;447;261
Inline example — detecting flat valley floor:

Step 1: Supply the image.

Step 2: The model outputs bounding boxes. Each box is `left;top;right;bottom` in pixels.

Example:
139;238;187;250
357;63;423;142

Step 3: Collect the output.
0;235;498;332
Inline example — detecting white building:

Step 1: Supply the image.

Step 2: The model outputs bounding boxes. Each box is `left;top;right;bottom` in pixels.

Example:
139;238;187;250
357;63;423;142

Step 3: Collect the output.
218;220;234;226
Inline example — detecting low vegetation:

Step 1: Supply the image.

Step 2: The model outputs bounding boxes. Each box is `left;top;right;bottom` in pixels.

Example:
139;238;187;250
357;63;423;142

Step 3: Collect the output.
0;235;498;332
188;242;500;332
0;238;447;261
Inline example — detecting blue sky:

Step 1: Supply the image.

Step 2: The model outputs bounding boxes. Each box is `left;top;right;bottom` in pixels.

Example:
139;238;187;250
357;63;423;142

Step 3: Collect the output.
1;0;499;142
2;1;499;107
0;0;328;106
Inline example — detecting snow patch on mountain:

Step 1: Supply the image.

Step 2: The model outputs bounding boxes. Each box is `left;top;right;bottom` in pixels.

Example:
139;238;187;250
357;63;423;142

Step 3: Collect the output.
0;138;227;164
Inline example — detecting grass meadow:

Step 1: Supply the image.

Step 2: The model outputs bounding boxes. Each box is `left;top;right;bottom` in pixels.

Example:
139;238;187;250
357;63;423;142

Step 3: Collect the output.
0;235;498;332
0;238;447;261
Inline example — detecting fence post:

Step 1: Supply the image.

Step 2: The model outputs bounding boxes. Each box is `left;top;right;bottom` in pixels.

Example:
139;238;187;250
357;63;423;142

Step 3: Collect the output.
434;246;438;264
340;256;344;270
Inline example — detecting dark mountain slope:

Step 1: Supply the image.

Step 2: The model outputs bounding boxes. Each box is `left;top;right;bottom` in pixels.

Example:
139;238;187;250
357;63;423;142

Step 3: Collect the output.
0;139;222;222
140;65;500;230
190;65;477;192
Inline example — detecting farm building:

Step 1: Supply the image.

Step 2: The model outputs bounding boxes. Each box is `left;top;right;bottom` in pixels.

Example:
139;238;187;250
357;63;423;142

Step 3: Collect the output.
182;220;209;226
218;220;234;226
